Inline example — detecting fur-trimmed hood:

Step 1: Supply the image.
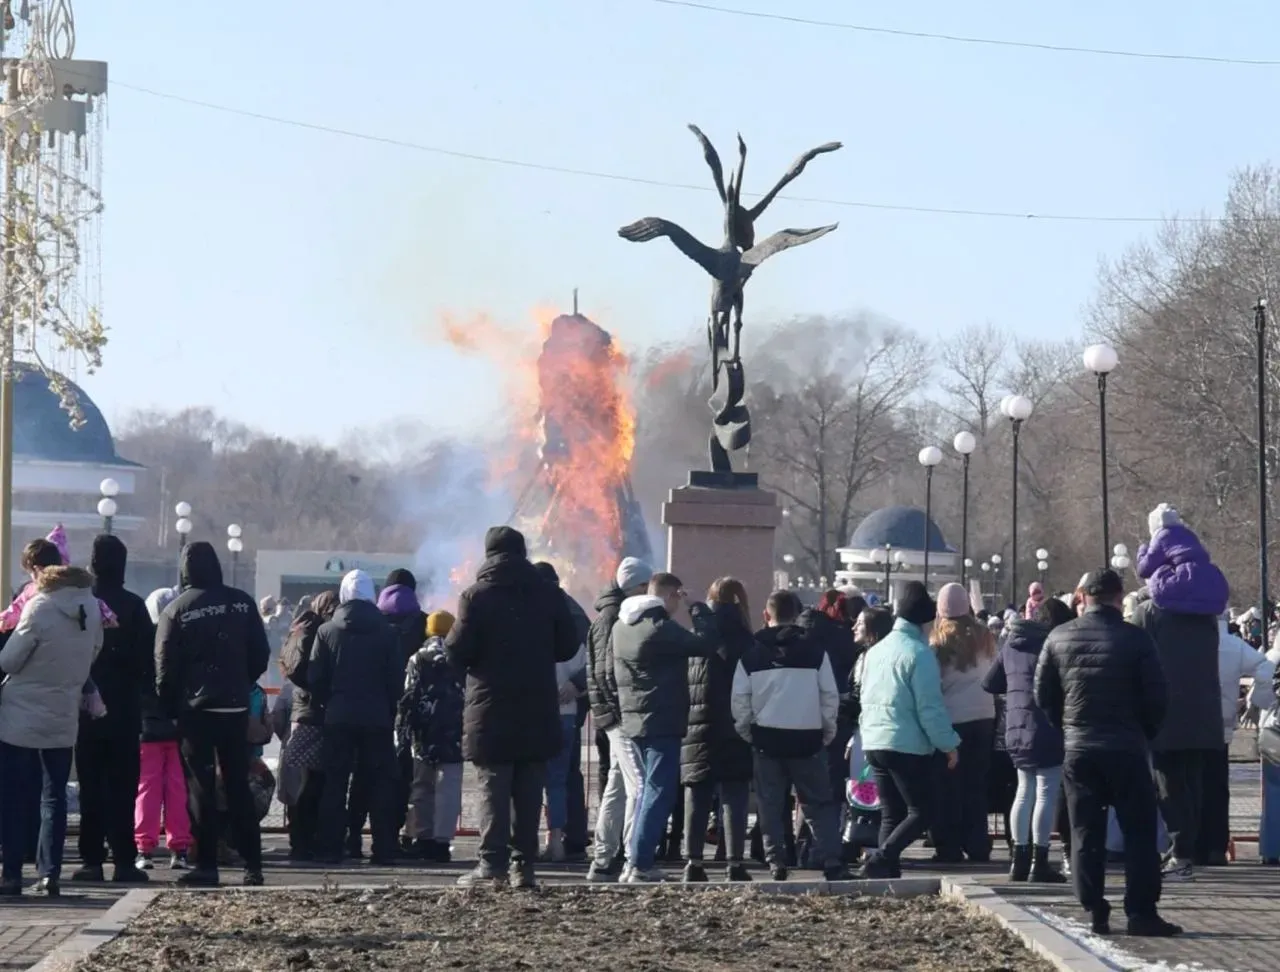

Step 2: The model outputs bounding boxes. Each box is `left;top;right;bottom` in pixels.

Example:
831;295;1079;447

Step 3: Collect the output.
36;565;95;593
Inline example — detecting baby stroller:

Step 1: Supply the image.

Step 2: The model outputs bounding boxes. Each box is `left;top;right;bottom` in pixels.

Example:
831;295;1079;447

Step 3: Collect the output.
841;764;881;863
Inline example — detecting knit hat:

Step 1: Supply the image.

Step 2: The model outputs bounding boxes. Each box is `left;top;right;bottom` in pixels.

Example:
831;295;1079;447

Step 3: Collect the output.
615;556;654;592
894;581;936;627
1147;502;1181;539
936;582;970;620
426;610;455;638
145;587;177;625
46;524;69;565
385;568;417;590
339;569;375;604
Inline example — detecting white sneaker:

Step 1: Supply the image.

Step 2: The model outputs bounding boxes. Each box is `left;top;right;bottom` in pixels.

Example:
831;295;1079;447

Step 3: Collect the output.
624;866;665;884
135;853;153;871
1161;857;1194;882
586;862;621;883
169;851;190;870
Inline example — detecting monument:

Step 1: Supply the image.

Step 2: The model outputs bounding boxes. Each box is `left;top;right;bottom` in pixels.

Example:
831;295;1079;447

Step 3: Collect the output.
619;125;841;608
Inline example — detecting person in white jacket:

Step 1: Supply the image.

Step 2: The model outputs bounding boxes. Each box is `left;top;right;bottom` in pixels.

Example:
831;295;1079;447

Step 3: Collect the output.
1246;640;1280;864
1199;618;1267;864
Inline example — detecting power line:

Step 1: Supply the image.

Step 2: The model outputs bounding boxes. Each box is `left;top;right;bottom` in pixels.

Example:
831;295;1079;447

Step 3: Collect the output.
110;79;1252;224
645;0;1280;66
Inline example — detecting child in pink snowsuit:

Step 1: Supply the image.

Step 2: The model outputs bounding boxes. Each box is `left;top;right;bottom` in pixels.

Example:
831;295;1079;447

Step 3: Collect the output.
134;587;191;867
0;525;118;632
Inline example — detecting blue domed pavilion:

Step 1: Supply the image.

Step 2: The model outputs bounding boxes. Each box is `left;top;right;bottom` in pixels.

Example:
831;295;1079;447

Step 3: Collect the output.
835;505;958;599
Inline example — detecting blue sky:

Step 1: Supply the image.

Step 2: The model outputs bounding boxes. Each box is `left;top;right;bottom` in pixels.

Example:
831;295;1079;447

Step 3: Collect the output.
74;0;1278;445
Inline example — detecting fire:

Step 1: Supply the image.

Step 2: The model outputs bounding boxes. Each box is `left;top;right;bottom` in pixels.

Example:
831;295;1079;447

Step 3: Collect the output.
436;305;641;602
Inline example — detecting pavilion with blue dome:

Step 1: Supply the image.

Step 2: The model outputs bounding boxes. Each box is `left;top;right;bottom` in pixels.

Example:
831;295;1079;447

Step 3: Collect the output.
835;505;959;599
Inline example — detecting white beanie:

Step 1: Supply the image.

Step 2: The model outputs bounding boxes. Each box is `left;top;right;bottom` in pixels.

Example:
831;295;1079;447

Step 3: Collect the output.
339;569;375;605
145;587;177;624
615;557;654;592
1147;502;1181;538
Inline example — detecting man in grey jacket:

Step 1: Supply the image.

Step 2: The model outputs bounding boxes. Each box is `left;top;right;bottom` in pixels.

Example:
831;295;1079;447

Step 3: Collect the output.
612;572;715;882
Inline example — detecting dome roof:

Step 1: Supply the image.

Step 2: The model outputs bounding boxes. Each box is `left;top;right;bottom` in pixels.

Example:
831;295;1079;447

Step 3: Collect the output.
11;363;135;465
848;506;953;553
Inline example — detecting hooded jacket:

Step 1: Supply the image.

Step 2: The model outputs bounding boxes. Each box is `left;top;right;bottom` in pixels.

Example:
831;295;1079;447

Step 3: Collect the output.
86;534;153;736
1215;619;1265;746
612;594;716;740
155;542;270;715
397;635;464;763
308;598;402;729
0;566;103;749
377;583;427;669
586;586;626;731
857;618;960;756
1137;523;1229;617
282;610;327;725
682;601;755;783
444;526;580;763
983;618;1064;769
731;621;838;759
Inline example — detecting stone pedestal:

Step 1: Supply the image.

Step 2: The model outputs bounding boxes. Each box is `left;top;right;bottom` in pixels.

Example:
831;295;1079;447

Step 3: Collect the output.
662;483;782;619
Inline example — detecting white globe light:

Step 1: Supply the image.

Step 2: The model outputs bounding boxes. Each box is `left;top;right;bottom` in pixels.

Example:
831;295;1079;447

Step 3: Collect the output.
964;558;973;568
894;550;907;564
953;431;977;455
1111;554;1130;570
174;501;192;518
918;445;943;467
999;394;1015;417
782;554;795;565
1037;560;1049;571
96;497;117;518
1006;394;1034;422
99;478;120;498
1113;543;1129;557
991;554;1003;565
1083;343;1119;374
227;523;242;539
871;548;887;565
227;537;244;554
1035;548;1049;560
175;517;193;536
981;562;991;573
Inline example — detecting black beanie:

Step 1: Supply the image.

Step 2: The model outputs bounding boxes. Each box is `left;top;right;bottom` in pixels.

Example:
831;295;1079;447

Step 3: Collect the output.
894;581;937;627
385;568;417;589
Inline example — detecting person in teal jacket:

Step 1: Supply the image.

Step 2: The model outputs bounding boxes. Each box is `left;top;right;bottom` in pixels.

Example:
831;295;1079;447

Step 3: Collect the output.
856;582;960;878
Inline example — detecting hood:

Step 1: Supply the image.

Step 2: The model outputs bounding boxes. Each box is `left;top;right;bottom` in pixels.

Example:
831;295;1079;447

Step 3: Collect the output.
331;598;385;632
180;542;224;590
46;524;69;565
145;587;177;624
755;622;809;651
377;583;420;616
36;566;96;627
619;594;665;626
594;586;625;614
339;569;375;604
475;551;539;588
1003;618;1049;653
91;534;128;589
483;525;527;559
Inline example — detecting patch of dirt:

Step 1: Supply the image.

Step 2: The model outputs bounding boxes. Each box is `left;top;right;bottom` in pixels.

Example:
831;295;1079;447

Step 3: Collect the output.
80;887;1057;971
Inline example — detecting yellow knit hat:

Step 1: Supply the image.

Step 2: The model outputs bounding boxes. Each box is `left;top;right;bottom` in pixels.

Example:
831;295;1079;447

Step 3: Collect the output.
426;610;456;638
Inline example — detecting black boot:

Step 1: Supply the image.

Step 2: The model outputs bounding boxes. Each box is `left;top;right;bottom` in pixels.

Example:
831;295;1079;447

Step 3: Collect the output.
1028;845;1067;884
1008;844;1032;882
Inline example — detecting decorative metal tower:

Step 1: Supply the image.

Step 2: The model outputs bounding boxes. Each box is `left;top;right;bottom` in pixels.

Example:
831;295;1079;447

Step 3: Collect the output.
0;0;107;595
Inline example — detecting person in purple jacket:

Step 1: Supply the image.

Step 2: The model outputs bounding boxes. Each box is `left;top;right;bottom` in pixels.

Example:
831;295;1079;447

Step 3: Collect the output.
1132;504;1229;883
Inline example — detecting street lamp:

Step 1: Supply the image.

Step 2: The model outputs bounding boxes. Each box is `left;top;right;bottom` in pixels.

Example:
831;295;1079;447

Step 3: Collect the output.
1111;543;1131;574
980;561;991;605
174;502;193;549
1036;547;1050;586
97;478;119;535
227;524;244;588
1000;394;1034;607
953;431;977;584
1256;299;1270;626
991;553;1004;608
918;445;943;586
871;543;907;600
1084;343;1119;566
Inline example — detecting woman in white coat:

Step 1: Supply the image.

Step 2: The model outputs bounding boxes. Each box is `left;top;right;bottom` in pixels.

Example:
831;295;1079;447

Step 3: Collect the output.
0;552;103;897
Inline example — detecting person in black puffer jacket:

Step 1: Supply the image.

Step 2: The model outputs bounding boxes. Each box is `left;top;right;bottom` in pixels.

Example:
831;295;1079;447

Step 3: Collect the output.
681;578;756;883
309;571;403;866
584;557;652;882
445;526;580;888
277;590;338;859
155;542;271;887
1034;568;1176;937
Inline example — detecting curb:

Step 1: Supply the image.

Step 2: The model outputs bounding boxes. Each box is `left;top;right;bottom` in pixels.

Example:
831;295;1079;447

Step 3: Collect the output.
26;889;158;972
942;878;1117;972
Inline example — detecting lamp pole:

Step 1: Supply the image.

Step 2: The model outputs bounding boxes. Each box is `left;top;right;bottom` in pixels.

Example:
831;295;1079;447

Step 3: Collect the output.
1257;299;1270;624
1036;548;1049;587
953;432;977;585
980;561;991;606
97;478;119;535
174;502;193;584
991;554;1003;609
918;446;943;588
227;524;243;589
1084;344;1119;566
1000;395;1033;608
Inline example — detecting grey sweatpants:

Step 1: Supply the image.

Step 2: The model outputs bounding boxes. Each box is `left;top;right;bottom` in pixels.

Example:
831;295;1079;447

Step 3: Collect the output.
754;750;841;869
409;761;463;842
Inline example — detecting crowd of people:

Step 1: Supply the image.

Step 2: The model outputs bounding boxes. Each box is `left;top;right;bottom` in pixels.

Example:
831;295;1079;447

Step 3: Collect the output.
0;501;1276;943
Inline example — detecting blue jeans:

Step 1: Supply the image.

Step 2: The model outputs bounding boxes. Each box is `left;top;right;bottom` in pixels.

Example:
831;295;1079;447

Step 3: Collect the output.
1260;759;1280;860
543;715;578;831
628;737;681;871
0;742;73;881
1011;766;1062;845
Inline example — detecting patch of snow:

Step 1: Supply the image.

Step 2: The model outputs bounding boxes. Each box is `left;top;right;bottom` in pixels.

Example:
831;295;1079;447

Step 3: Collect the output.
1025;906;1234;972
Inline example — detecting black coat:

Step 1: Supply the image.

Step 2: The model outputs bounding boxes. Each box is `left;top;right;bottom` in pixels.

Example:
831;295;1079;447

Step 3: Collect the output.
1034;604;1168;756
308;600;402;730
444;540;580;763
586;587;625;731
87;535;153;738
798;608;856;751
385;609;427;669
155;542;270;716
681;602;755;785
984;619;1064;769
1130;599;1223;752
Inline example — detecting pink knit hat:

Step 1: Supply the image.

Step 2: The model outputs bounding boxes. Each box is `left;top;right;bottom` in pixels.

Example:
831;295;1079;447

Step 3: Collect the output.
936;582;971;620
46;524;69;565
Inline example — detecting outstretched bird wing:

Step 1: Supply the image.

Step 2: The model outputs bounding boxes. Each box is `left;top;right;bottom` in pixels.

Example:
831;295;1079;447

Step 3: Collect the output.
618;217;724;278
688;124;727;203
747;141;843;220
740;224;839;268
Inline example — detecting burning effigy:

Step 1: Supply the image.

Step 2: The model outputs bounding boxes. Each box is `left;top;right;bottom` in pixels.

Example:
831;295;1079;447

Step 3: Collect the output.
438;296;652;605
